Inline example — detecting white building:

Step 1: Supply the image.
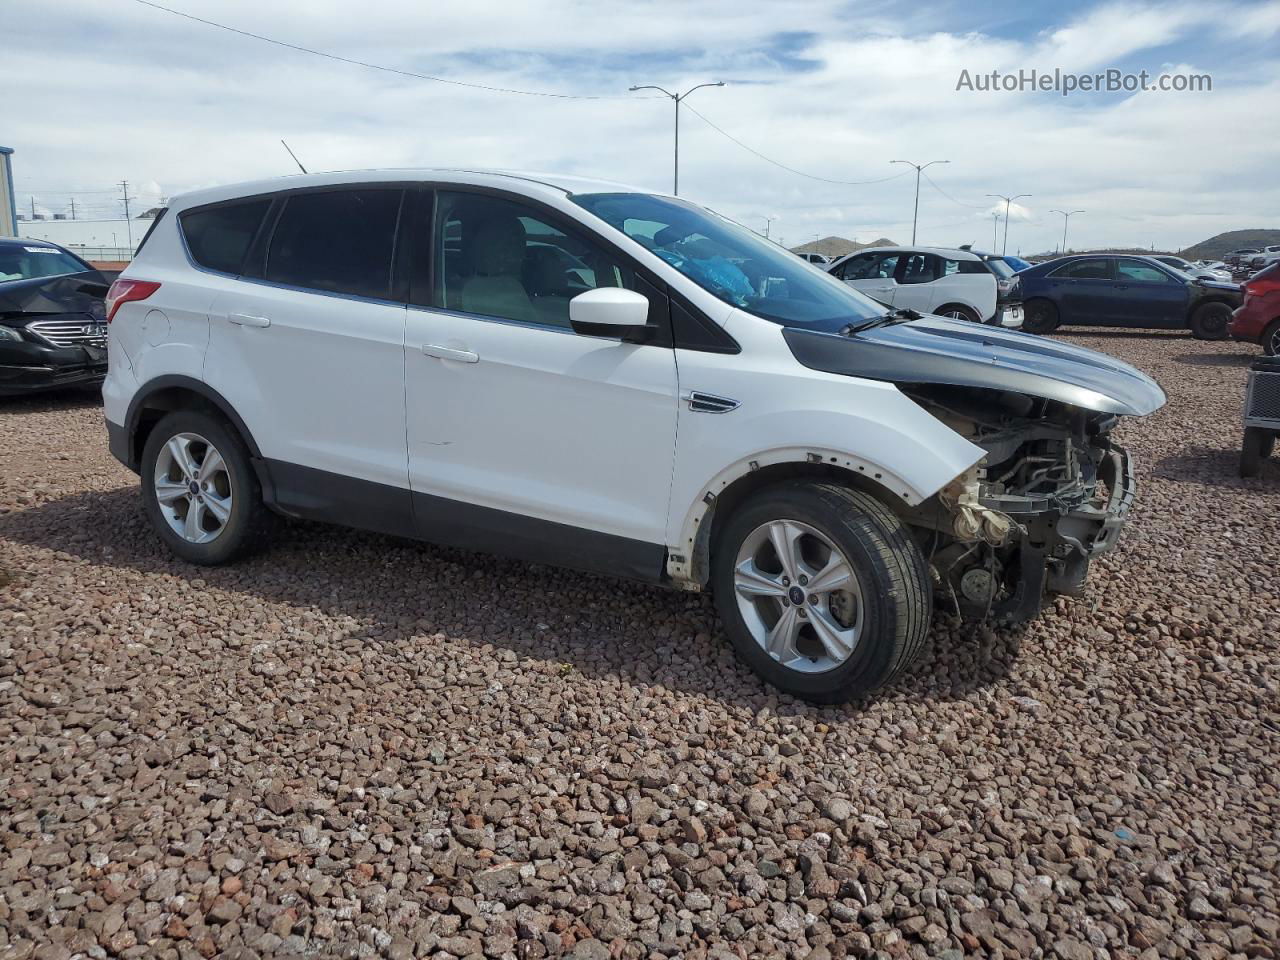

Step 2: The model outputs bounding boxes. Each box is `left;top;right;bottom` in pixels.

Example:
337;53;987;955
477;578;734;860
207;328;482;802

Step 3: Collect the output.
15;216;150;260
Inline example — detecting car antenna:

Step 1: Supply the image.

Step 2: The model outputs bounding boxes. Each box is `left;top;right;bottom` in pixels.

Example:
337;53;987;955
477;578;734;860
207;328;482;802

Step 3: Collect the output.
280;139;308;174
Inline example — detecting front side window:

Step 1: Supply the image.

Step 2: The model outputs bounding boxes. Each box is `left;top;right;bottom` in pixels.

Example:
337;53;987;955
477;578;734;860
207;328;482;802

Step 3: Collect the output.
1051;259;1111;280
573;192;884;331
434;191;634;329
1117;259;1174;283
0;244;90;283
265;190;402;299
980;257;1014;279
181;200;269;275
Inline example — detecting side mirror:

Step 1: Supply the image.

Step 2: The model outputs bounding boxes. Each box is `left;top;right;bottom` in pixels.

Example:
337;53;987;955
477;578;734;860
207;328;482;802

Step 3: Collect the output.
569;288;652;342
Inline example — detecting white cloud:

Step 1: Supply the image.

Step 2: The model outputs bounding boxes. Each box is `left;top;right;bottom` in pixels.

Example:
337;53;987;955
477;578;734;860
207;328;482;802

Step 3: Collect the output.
5;0;1278;253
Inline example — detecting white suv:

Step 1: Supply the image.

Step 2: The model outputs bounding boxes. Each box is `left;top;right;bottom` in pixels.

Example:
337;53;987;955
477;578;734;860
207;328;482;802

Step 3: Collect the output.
103;170;1164;702
828;245;1023;327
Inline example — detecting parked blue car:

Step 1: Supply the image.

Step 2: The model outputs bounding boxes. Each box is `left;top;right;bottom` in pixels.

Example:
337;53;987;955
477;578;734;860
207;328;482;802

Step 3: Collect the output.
1018;254;1242;339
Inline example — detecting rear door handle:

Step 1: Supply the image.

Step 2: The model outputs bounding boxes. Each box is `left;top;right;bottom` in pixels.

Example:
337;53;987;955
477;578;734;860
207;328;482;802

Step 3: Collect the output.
227;313;271;328
422;343;479;363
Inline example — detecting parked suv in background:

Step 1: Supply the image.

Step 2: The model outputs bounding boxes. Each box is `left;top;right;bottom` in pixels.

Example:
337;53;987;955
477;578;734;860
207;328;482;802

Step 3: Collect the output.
0;237;116;396
104;170;1164;702
1230;263;1280;355
827;246;1021;327
1018;254;1243;338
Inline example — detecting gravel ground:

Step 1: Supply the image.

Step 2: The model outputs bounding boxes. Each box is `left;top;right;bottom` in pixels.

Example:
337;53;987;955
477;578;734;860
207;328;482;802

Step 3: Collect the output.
1;332;1277;960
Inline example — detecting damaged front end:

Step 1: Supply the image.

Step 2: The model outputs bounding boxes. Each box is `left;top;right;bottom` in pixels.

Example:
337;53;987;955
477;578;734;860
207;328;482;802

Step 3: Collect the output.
782;316;1167;623
903;385;1137;623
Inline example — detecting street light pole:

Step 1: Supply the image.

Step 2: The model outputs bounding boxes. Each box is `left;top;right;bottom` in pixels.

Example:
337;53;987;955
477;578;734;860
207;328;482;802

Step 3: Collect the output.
1050;209;1085;254
628;81;725;196
763;216;775;239
991;212;999;249
986;193;1031;254
890;159;949;244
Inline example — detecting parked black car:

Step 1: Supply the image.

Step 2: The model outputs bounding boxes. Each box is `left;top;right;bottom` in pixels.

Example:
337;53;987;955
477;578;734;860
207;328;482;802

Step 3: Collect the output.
0;237;116;396
1017;254;1243;339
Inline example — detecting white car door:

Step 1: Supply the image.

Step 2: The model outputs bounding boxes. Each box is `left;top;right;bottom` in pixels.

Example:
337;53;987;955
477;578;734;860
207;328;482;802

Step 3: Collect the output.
403;189;679;576
890;252;941;313
203;187;412;530
832;251;900;307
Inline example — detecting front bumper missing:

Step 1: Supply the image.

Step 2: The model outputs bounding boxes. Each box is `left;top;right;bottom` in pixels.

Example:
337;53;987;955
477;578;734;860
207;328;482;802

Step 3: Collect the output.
978;444;1136;622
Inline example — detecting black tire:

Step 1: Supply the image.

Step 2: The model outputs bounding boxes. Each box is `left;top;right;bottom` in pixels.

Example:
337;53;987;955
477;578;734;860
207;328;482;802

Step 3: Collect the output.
1263;319;1280;357
936;303;980;324
140;410;273;565
1240;428;1274;478
1022;299;1060;335
1189;301;1232;340
712;482;931;703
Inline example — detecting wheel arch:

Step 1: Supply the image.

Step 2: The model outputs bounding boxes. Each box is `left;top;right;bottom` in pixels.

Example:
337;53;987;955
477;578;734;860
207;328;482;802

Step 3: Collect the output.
934;302;982;323
124;375;263;473
668;449;943;590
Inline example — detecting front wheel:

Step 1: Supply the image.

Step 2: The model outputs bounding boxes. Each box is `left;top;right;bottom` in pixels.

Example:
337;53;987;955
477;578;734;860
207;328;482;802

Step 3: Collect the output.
140;410;273;565
712;482;931;703
1022;299;1060;335
1189;301;1232;340
1263;319;1280;357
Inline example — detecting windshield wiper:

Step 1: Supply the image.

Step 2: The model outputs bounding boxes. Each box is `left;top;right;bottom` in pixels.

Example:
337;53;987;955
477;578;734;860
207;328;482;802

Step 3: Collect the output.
840;307;923;335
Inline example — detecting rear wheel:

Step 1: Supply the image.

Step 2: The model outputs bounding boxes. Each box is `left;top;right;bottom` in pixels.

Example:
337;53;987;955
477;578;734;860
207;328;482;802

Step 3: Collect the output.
936;304;980;324
1189;301;1232;340
1022;299;1059;335
140;410;273;564
712;482;931;703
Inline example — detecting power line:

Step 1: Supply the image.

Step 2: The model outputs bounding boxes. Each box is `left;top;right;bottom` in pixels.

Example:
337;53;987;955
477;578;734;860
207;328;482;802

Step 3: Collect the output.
130;0;653;100
682;103;911;187
920;170;991;209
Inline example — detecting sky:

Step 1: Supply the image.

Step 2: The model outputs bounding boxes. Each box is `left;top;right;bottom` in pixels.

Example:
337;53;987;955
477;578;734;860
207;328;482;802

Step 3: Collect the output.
6;0;1279;254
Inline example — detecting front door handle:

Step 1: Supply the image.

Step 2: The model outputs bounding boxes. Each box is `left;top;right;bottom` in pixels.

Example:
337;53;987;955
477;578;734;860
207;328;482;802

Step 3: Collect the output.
422;343;479;363
227;313;271;328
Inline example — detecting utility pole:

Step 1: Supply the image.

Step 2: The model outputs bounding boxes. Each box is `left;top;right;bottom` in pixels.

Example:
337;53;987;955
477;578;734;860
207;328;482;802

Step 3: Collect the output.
118;180;134;250
890;159;949;244
628;81;725;196
986;192;1031;254
763;216;775;240
30;196;36;219
69;197;77;220
1051;209;1084;254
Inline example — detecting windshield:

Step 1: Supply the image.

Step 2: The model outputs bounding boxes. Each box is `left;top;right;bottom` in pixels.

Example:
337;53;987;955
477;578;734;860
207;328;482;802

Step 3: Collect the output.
572;193;884;331
0;244;90;283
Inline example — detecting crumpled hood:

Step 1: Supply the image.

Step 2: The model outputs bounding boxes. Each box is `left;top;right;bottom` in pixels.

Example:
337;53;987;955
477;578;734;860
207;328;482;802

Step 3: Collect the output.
0;271;111;320
783;316;1167;417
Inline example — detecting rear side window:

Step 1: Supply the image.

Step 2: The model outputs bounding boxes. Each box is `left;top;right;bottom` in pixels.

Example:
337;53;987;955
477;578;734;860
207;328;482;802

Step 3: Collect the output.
181;200;269;275
899;253;937;284
266;189;402;299
1050;259;1111;280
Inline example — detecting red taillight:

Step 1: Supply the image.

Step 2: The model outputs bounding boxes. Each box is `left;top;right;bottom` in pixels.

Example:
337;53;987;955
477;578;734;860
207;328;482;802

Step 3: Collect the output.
104;279;161;323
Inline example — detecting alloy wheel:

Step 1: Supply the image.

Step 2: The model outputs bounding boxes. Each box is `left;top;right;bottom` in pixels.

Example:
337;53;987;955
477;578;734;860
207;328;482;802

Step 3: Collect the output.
153;432;234;544
732;519;865;673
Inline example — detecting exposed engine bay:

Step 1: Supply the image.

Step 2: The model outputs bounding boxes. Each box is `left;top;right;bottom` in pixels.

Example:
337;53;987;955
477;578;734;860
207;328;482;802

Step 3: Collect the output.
902;383;1135;623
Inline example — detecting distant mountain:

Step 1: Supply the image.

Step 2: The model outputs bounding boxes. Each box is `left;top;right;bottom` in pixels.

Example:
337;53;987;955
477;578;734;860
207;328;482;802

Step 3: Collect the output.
1181;229;1280;260
792;236;896;258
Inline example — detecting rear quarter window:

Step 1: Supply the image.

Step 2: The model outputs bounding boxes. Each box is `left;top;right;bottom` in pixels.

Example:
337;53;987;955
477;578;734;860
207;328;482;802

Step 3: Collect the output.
180;200;271;275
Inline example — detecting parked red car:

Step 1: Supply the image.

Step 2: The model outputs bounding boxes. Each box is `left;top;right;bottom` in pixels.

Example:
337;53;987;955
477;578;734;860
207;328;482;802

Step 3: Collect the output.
1230;263;1280;355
